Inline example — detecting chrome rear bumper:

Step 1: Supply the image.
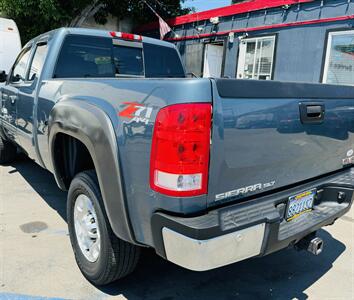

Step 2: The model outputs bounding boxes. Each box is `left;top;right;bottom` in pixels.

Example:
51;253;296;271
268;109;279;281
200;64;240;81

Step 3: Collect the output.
162;224;265;271
152;168;354;271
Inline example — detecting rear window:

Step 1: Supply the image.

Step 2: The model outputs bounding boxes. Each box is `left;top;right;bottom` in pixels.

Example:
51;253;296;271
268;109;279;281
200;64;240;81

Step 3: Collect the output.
112;46;143;76
144;43;185;78
54;35;144;78
53;35;184;79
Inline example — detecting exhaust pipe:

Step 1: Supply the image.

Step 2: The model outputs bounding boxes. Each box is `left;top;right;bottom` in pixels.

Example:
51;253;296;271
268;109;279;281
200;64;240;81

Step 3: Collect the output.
296;234;324;255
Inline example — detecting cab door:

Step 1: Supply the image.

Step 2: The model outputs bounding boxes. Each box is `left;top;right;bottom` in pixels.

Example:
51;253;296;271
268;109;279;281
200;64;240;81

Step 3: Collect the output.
0;47;31;144
17;42;48;160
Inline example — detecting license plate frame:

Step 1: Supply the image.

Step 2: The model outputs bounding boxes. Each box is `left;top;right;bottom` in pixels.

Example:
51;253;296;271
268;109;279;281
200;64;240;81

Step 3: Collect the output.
286;189;316;222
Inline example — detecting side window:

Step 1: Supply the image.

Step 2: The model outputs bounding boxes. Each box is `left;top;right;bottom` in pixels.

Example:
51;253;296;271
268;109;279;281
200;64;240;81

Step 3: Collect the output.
10;47;31;83
29;43;48;81
237;35;276;80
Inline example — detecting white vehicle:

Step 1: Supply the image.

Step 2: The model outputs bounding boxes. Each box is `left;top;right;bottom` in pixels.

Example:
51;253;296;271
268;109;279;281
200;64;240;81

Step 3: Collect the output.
0;18;21;73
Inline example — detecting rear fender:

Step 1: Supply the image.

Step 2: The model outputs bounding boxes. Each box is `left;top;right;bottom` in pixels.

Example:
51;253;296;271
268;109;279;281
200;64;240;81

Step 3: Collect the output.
49;99;136;244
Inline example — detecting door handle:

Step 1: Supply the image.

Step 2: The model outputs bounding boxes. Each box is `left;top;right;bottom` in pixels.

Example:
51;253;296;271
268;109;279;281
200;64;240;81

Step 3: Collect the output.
9;95;17;105
299;102;325;124
306;105;322;118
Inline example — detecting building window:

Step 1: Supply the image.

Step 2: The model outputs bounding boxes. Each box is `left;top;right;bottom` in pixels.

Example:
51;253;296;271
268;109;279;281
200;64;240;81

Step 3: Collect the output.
237;35;276;80
323;30;354;85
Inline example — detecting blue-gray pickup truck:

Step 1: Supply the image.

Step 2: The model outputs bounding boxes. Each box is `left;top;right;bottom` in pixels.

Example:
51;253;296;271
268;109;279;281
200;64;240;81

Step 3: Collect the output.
1;28;354;285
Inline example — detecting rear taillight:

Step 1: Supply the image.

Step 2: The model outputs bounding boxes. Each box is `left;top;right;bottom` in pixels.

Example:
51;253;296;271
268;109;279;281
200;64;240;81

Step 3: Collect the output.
150;103;212;197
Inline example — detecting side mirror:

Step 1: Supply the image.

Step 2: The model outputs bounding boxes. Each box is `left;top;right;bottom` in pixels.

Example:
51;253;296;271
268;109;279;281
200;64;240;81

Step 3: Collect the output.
0;71;7;83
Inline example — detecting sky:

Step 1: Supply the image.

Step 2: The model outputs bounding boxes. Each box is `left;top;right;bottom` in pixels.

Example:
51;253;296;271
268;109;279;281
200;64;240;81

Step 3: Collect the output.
182;0;232;12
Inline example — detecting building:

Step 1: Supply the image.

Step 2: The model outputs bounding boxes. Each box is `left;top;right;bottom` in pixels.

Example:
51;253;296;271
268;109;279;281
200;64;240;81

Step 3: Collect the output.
69;3;135;34
137;0;354;86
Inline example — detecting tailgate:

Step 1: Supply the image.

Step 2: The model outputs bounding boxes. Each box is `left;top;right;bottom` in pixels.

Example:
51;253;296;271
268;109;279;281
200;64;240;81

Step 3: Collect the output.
208;79;354;207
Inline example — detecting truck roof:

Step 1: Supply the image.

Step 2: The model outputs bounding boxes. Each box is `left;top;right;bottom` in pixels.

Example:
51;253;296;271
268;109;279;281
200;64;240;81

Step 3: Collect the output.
25;27;175;49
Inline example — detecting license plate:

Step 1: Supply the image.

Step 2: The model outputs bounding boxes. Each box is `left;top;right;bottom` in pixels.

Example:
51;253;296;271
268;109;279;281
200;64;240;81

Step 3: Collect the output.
286;189;316;221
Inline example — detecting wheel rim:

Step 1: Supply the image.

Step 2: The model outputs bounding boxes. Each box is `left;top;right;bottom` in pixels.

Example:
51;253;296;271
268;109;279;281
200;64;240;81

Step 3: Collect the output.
74;194;101;263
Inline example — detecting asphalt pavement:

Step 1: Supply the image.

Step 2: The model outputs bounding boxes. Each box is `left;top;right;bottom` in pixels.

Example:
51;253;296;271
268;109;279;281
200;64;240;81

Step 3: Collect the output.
0;157;353;300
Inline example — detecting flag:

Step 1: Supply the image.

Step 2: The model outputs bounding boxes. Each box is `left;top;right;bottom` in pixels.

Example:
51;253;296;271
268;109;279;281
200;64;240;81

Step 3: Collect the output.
143;0;172;40
158;16;172;40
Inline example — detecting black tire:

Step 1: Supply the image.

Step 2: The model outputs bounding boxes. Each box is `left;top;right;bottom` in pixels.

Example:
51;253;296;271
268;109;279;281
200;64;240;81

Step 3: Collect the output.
0;137;17;164
67;170;140;285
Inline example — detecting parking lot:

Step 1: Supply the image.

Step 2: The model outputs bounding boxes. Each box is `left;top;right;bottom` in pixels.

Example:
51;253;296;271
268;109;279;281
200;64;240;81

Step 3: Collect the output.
0;157;353;300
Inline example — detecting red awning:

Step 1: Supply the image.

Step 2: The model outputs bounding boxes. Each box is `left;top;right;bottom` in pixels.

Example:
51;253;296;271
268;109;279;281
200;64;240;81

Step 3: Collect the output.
136;0;315;32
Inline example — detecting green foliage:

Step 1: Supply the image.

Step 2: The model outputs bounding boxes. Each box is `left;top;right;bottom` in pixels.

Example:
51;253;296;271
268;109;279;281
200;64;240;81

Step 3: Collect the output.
0;0;191;43
96;0;191;24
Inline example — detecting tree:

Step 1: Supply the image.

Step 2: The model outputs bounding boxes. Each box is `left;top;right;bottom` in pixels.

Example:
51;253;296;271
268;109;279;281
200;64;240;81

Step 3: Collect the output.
0;0;191;43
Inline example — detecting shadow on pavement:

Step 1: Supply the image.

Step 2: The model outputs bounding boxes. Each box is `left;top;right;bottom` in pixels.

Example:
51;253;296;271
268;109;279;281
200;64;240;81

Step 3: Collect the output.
100;229;344;300
9;156;67;221
8;158;346;300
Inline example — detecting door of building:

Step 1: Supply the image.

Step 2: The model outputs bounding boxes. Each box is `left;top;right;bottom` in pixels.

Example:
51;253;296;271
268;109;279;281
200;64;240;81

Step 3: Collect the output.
203;44;224;78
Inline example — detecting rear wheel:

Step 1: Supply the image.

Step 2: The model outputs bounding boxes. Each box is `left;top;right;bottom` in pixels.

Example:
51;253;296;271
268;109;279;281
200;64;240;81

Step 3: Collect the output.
67;170;140;285
0;137;17;164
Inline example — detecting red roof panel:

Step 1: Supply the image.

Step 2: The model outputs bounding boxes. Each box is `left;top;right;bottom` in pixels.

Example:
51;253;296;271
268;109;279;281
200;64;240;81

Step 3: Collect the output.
137;0;314;32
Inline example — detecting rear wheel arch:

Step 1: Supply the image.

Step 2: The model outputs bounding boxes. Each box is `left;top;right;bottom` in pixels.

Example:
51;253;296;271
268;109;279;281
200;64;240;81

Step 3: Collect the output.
51;132;96;190
48;101;136;244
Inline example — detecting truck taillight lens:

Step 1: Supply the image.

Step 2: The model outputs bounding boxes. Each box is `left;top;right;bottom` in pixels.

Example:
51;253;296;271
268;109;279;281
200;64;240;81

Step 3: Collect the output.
150;103;212;197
